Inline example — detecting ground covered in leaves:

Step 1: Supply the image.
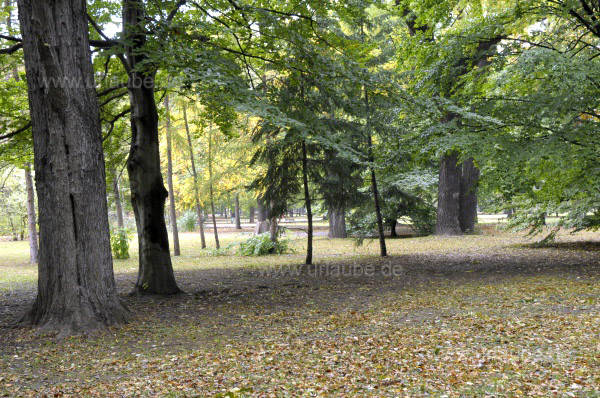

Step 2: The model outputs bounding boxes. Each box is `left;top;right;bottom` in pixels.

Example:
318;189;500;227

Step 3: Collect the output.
1;227;600;397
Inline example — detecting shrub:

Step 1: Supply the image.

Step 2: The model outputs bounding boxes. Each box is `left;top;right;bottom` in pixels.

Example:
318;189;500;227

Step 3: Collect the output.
178;211;197;232
238;233;293;256
110;228;131;259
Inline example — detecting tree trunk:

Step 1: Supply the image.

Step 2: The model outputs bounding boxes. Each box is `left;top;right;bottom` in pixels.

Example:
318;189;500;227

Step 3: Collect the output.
164;95;180;256
328;205;347;238
183;104;206;249
208;122;220;249
302;141;313;265
24;165;38;263
436;152;463;235
17;0;128;335
123;0;180;294
249;206;255;224
365;88;387;257
111;169;125;229
389;219;398;237
255;197;270;234
459;157;479;233
235;194;242;229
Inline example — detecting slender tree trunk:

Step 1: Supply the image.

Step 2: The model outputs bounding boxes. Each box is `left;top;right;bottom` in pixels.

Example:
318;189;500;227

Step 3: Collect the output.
249;206;255;224
301;142;313;265
208;123;220;249
183;104;206;249
328;205;347;238
459;157;479;233
24;166;38;264
436;152;463;235
365;88;387;257
235;194;242;229
111;169;125;229
123;0;180;294
17;0;128;335
164;95;180;256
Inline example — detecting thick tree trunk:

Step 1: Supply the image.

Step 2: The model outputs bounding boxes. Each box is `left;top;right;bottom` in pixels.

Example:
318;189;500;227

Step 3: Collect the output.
365;88;387;257
111;169;125;229
164;95;180;256
123;0;180;294
183;105;206;249
208;124;220;249
459;157;479;233
17;0;128;335
302;141;313;265
249;206;255;224
436;152;463;235
255;197;270;234
235;194;242;229
389;219;398;237
24;165;38;263
328;205;347;238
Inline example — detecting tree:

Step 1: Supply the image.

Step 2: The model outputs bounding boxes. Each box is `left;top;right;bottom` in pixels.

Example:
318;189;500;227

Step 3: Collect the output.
16;0;128;336
120;0;182;294
164;95;180;256
183;103;207;249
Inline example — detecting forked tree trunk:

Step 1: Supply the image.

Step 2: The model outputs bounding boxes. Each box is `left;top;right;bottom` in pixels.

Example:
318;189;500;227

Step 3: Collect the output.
328;205;347;238
183;104;206;249
235;194;242;229
164;95;180;256
17;0;128;335
302;141;313;265
111;169;125;229
459;157;479;233
123;0;180;294
436;152;463;235
24;165;38;263
207;123;220;249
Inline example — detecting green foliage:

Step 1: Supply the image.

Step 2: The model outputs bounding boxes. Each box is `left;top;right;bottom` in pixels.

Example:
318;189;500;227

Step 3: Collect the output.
110;228;131;260
178;211;197;232
238;233;294;256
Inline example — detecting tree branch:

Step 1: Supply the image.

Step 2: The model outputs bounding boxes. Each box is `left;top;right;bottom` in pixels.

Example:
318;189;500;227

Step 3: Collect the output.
0;122;31;142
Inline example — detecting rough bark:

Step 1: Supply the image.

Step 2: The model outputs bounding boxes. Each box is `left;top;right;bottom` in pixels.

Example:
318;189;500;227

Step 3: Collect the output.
111;169;125;229
208;123;220;249
123;0;180;294
24;165;38;263
459;157;479;233
183;104;206;249
302;141;313;265
164;95;180;256
327;205;347;239
365;88;387;257
436;152;463;235
17;0;128;335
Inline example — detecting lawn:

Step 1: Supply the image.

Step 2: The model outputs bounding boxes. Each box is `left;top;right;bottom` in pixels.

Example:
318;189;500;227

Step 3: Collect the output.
1;228;599;397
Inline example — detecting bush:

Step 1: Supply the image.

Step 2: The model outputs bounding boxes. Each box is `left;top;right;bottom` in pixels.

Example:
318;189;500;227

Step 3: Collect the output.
178;211;197;232
238;233;293;256
110;228;131;259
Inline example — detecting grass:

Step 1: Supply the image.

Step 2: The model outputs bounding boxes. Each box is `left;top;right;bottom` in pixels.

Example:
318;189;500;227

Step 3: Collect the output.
1;228;600;396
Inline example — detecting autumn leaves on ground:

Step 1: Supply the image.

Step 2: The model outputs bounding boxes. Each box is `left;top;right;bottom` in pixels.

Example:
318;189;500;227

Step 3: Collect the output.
1;228;600;397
